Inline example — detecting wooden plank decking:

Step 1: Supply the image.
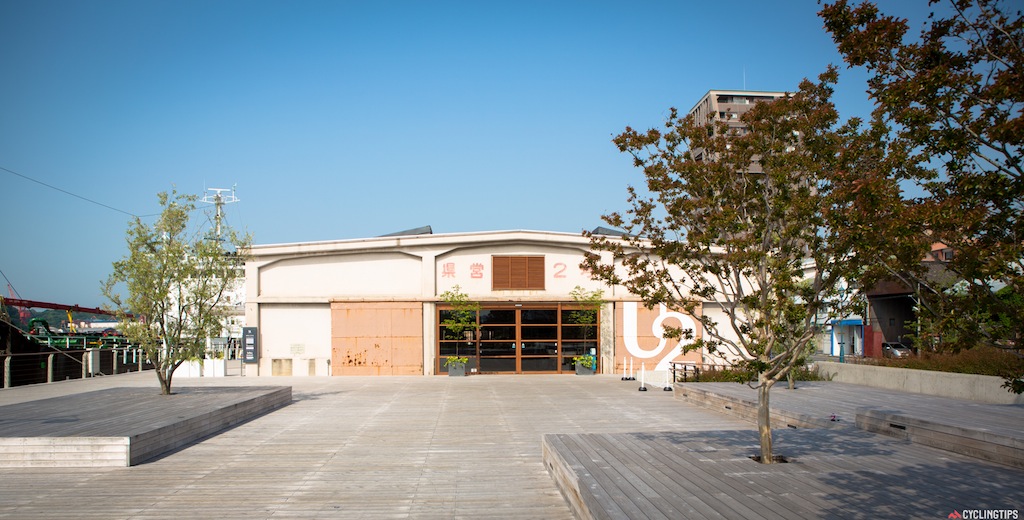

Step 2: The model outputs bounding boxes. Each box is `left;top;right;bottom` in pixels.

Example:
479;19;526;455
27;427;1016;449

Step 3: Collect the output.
674;381;1024;468
544;428;1024;520
0;373;749;519
0;385;291;466
2;372;1022;519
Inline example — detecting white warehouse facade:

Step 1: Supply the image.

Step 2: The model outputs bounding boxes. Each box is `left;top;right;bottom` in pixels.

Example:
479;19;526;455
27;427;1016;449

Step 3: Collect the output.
243;228;708;377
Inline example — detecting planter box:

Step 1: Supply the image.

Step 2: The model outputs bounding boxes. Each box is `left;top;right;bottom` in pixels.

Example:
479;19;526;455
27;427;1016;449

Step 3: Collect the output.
204;358;226;377
176;359;225;378
575;364;595;376
448;363;467;377
178;360;203;378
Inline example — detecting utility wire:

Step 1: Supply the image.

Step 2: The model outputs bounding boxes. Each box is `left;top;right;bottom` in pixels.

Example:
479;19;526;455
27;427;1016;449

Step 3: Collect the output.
2;165;141;217
0;268;21;298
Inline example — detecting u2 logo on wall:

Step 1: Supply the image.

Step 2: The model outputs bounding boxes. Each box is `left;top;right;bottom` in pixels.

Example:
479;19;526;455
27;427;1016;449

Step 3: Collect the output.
622;301;696;371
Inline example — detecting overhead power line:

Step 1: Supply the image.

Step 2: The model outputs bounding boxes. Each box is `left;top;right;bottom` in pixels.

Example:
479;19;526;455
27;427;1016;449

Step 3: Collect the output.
1;165;140;217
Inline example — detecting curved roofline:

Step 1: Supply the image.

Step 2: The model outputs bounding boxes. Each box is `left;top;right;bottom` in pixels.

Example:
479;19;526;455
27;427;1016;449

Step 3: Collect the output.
247;229;611;257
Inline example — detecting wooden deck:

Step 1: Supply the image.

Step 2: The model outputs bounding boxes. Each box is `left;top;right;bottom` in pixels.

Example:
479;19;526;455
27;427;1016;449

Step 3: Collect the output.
2;372;1022;519
0;373;748;519
0;385;291;466
543;428;1024;520
674;381;1024;468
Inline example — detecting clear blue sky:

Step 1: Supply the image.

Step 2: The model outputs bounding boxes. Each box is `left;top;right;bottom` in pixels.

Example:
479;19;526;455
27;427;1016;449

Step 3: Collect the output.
1;0;928;307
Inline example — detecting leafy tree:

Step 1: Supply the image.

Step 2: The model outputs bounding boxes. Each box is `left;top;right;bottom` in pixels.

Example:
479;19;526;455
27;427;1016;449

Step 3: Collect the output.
568;286;604;369
439;285;479;366
102;191;250;395
567;286;603;332
584;70;877;463
821;0;1023;390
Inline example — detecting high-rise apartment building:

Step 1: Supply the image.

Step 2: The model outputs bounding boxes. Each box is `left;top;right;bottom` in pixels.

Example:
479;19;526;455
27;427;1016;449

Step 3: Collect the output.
687;89;787;129
686;90;788;172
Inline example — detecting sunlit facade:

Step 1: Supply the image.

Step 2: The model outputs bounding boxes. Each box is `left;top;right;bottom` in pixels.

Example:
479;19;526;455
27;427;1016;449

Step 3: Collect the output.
243;228;709;377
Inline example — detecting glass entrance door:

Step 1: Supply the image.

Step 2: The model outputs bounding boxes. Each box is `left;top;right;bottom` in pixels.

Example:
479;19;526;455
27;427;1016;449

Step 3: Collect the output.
476;307;560;373
514;308;559;372
437;304;599;374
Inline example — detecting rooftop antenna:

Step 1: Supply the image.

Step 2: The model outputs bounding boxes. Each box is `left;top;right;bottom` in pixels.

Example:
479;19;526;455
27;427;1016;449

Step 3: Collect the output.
743;66;746;90
201;185;239;240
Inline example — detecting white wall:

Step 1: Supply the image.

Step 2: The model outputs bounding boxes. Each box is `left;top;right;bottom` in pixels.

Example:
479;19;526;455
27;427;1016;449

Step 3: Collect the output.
698;304;748;366
259;253;422;298
259;303;331;376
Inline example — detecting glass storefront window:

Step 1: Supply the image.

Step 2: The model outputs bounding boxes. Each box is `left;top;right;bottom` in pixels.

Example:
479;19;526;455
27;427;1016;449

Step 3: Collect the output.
560;356;576;371
479;326;515;340
521;326;557;340
522;357;558;371
479;342;516;356
560;325;597;340
521;342;557;355
439;327;475;341
561;309;597;324
436;304;599;374
479;309;515;324
560;343;585;357
521;309;557;324
479;357;517;372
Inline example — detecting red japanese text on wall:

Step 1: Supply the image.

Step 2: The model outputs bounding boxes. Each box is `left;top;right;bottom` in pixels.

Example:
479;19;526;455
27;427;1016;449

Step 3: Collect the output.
441;262;456;278
440;262;486;280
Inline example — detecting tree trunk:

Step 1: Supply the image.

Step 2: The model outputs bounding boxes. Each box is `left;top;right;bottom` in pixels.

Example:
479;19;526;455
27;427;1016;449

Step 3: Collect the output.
757;379;774;463
158;366;173;395
787;368;796;390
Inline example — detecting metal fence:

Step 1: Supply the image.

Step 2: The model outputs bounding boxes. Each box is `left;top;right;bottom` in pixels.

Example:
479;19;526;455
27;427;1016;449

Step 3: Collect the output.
1;347;154;388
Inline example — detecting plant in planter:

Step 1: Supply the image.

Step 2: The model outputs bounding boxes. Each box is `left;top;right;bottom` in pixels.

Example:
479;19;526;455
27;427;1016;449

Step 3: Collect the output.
439;285;479;376
568;286;604;374
573;355;596;375
444;355;470;377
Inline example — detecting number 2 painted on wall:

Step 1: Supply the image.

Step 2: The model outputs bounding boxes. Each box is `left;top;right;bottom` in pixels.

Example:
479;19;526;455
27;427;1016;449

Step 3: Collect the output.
553;262;567;278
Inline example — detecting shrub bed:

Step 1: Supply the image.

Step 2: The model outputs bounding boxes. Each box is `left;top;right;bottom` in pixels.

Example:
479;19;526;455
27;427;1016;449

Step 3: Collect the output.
686;365;826;383
856;346;1023;378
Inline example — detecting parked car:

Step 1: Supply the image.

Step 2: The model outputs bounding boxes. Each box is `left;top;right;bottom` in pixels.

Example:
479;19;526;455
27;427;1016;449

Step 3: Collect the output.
882;342;913;358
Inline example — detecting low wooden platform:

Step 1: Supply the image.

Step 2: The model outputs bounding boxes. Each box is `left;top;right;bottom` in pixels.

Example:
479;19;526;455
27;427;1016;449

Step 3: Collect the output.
857;408;1024;469
0;385;291;467
673;382;847;430
674;381;1024;468
543;428;1024;520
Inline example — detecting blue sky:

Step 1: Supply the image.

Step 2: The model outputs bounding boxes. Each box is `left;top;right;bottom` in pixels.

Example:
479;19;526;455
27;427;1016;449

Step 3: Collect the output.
1;0;928;306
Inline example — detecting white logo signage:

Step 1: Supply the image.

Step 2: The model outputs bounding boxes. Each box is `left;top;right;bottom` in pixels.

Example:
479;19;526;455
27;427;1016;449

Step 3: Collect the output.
623;302;697;371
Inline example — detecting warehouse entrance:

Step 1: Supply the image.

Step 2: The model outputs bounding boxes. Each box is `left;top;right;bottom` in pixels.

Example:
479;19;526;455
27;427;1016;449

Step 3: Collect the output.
436;303;599;374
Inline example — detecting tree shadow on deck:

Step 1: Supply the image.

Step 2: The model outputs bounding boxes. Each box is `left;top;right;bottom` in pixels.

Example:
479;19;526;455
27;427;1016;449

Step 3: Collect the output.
625;428;1023;518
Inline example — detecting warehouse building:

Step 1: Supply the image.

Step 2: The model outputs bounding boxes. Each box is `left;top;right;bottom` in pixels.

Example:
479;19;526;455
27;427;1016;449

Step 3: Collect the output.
243;227;708;377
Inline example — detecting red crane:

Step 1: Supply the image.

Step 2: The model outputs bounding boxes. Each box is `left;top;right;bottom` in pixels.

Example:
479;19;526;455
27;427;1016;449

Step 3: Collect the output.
6;285;33;323
1;296;115;317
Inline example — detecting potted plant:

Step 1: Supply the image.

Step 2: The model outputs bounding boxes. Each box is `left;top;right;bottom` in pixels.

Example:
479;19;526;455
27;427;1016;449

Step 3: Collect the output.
445;355;469;377
573;355;596;375
568;286;604;375
440;285;479;376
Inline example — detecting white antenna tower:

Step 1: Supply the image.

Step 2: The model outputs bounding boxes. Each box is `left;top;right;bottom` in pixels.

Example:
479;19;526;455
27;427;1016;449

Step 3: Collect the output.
201;185;239;240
